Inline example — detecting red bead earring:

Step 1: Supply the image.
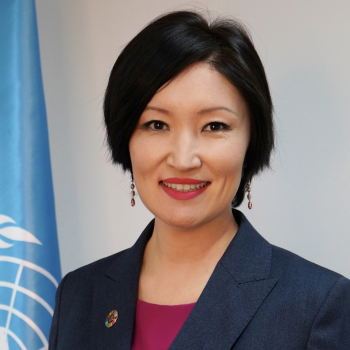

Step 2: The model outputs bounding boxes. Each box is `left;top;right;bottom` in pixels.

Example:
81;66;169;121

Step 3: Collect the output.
130;180;136;207
246;181;252;209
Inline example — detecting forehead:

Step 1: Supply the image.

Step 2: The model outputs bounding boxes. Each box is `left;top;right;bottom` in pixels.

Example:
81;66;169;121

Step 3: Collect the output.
147;62;247;114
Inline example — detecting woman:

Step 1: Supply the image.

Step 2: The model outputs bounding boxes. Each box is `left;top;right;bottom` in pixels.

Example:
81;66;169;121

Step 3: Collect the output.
49;11;350;349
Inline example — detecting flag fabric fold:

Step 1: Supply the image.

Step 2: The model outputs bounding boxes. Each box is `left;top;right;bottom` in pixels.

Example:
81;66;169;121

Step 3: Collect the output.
0;1;61;349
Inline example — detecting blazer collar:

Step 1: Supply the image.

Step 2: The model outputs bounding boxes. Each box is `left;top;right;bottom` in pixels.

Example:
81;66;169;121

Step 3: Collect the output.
220;209;272;283
90;210;278;350
169;210;278;350
90;219;153;349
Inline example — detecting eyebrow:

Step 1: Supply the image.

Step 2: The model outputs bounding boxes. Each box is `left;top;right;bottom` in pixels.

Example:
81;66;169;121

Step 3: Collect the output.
197;107;238;116
144;105;238;116
144;106;171;115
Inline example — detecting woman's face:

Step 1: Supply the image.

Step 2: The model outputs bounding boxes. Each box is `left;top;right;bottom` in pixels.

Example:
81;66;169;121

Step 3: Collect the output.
129;62;250;229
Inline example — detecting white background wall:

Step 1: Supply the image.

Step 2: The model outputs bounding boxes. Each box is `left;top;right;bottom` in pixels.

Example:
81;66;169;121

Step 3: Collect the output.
35;0;350;278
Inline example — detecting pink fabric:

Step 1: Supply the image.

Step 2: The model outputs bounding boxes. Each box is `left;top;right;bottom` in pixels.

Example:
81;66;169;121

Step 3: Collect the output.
131;299;196;350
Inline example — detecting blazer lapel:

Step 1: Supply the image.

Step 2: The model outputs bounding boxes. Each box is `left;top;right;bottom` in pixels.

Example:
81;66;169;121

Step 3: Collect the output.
90;220;154;350
169;210;279;350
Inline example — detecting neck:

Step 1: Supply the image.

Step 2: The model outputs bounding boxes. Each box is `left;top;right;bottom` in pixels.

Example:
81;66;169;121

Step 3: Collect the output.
145;207;238;268
139;207;239;304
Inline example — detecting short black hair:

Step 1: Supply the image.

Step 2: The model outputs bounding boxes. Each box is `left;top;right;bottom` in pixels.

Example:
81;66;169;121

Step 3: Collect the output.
104;10;274;207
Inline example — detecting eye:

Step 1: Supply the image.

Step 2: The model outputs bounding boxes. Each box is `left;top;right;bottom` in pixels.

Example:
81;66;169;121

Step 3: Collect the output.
203;122;230;132
143;120;169;130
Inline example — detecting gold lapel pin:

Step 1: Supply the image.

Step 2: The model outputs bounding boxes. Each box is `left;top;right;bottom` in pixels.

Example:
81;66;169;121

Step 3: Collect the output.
105;310;118;328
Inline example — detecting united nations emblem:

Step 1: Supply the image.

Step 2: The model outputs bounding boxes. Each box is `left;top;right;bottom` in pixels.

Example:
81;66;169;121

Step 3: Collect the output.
0;215;58;350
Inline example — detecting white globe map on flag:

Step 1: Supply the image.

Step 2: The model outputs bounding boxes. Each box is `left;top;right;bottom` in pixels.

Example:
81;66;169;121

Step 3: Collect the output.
0;215;58;350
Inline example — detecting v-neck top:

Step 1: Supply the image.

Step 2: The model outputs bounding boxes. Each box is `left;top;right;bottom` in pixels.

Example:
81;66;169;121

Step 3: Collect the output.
131;299;196;350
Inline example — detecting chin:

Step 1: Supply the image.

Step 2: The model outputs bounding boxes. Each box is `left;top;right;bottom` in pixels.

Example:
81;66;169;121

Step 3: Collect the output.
164;216;202;230
157;206;213;229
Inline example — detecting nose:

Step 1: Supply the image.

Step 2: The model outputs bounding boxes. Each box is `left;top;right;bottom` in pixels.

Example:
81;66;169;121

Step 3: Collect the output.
166;130;201;171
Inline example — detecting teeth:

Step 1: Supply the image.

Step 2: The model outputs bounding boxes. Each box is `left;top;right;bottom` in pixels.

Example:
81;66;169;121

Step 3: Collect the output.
162;181;207;192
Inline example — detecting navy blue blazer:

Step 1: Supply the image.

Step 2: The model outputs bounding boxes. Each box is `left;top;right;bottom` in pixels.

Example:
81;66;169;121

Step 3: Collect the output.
49;210;350;349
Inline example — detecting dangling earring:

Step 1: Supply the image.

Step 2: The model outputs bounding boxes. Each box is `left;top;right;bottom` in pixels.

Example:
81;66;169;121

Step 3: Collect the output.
130;177;136;207
246;180;252;209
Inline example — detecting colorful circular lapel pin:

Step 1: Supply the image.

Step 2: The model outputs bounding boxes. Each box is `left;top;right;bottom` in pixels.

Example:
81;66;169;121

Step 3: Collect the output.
105;310;118;328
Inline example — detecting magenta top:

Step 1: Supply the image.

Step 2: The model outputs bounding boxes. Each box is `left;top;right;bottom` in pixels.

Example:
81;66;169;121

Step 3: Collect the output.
131;299;196;350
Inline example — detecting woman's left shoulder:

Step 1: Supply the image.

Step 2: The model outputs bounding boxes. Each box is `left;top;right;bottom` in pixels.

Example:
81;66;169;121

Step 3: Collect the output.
270;243;350;298
267;245;350;348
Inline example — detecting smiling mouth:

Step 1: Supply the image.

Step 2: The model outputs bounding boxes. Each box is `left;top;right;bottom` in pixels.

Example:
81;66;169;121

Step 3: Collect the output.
161;181;208;192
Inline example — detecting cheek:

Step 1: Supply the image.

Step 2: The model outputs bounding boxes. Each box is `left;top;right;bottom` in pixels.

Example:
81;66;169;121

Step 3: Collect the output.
206;138;247;180
129;134;162;179
211;152;245;204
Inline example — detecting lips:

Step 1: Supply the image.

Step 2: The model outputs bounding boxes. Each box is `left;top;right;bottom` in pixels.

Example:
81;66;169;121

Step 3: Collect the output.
160;178;210;200
161;177;206;184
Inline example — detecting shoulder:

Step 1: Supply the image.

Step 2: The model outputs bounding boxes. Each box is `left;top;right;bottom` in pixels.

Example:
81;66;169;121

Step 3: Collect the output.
49;250;129;348
269;244;350;311
54;248;131;309
269;246;350;349
270;244;347;285
60;248;128;289
56;218;154;296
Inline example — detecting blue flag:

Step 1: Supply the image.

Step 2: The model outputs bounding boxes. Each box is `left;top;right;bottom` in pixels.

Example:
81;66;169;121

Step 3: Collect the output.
0;1;61;349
